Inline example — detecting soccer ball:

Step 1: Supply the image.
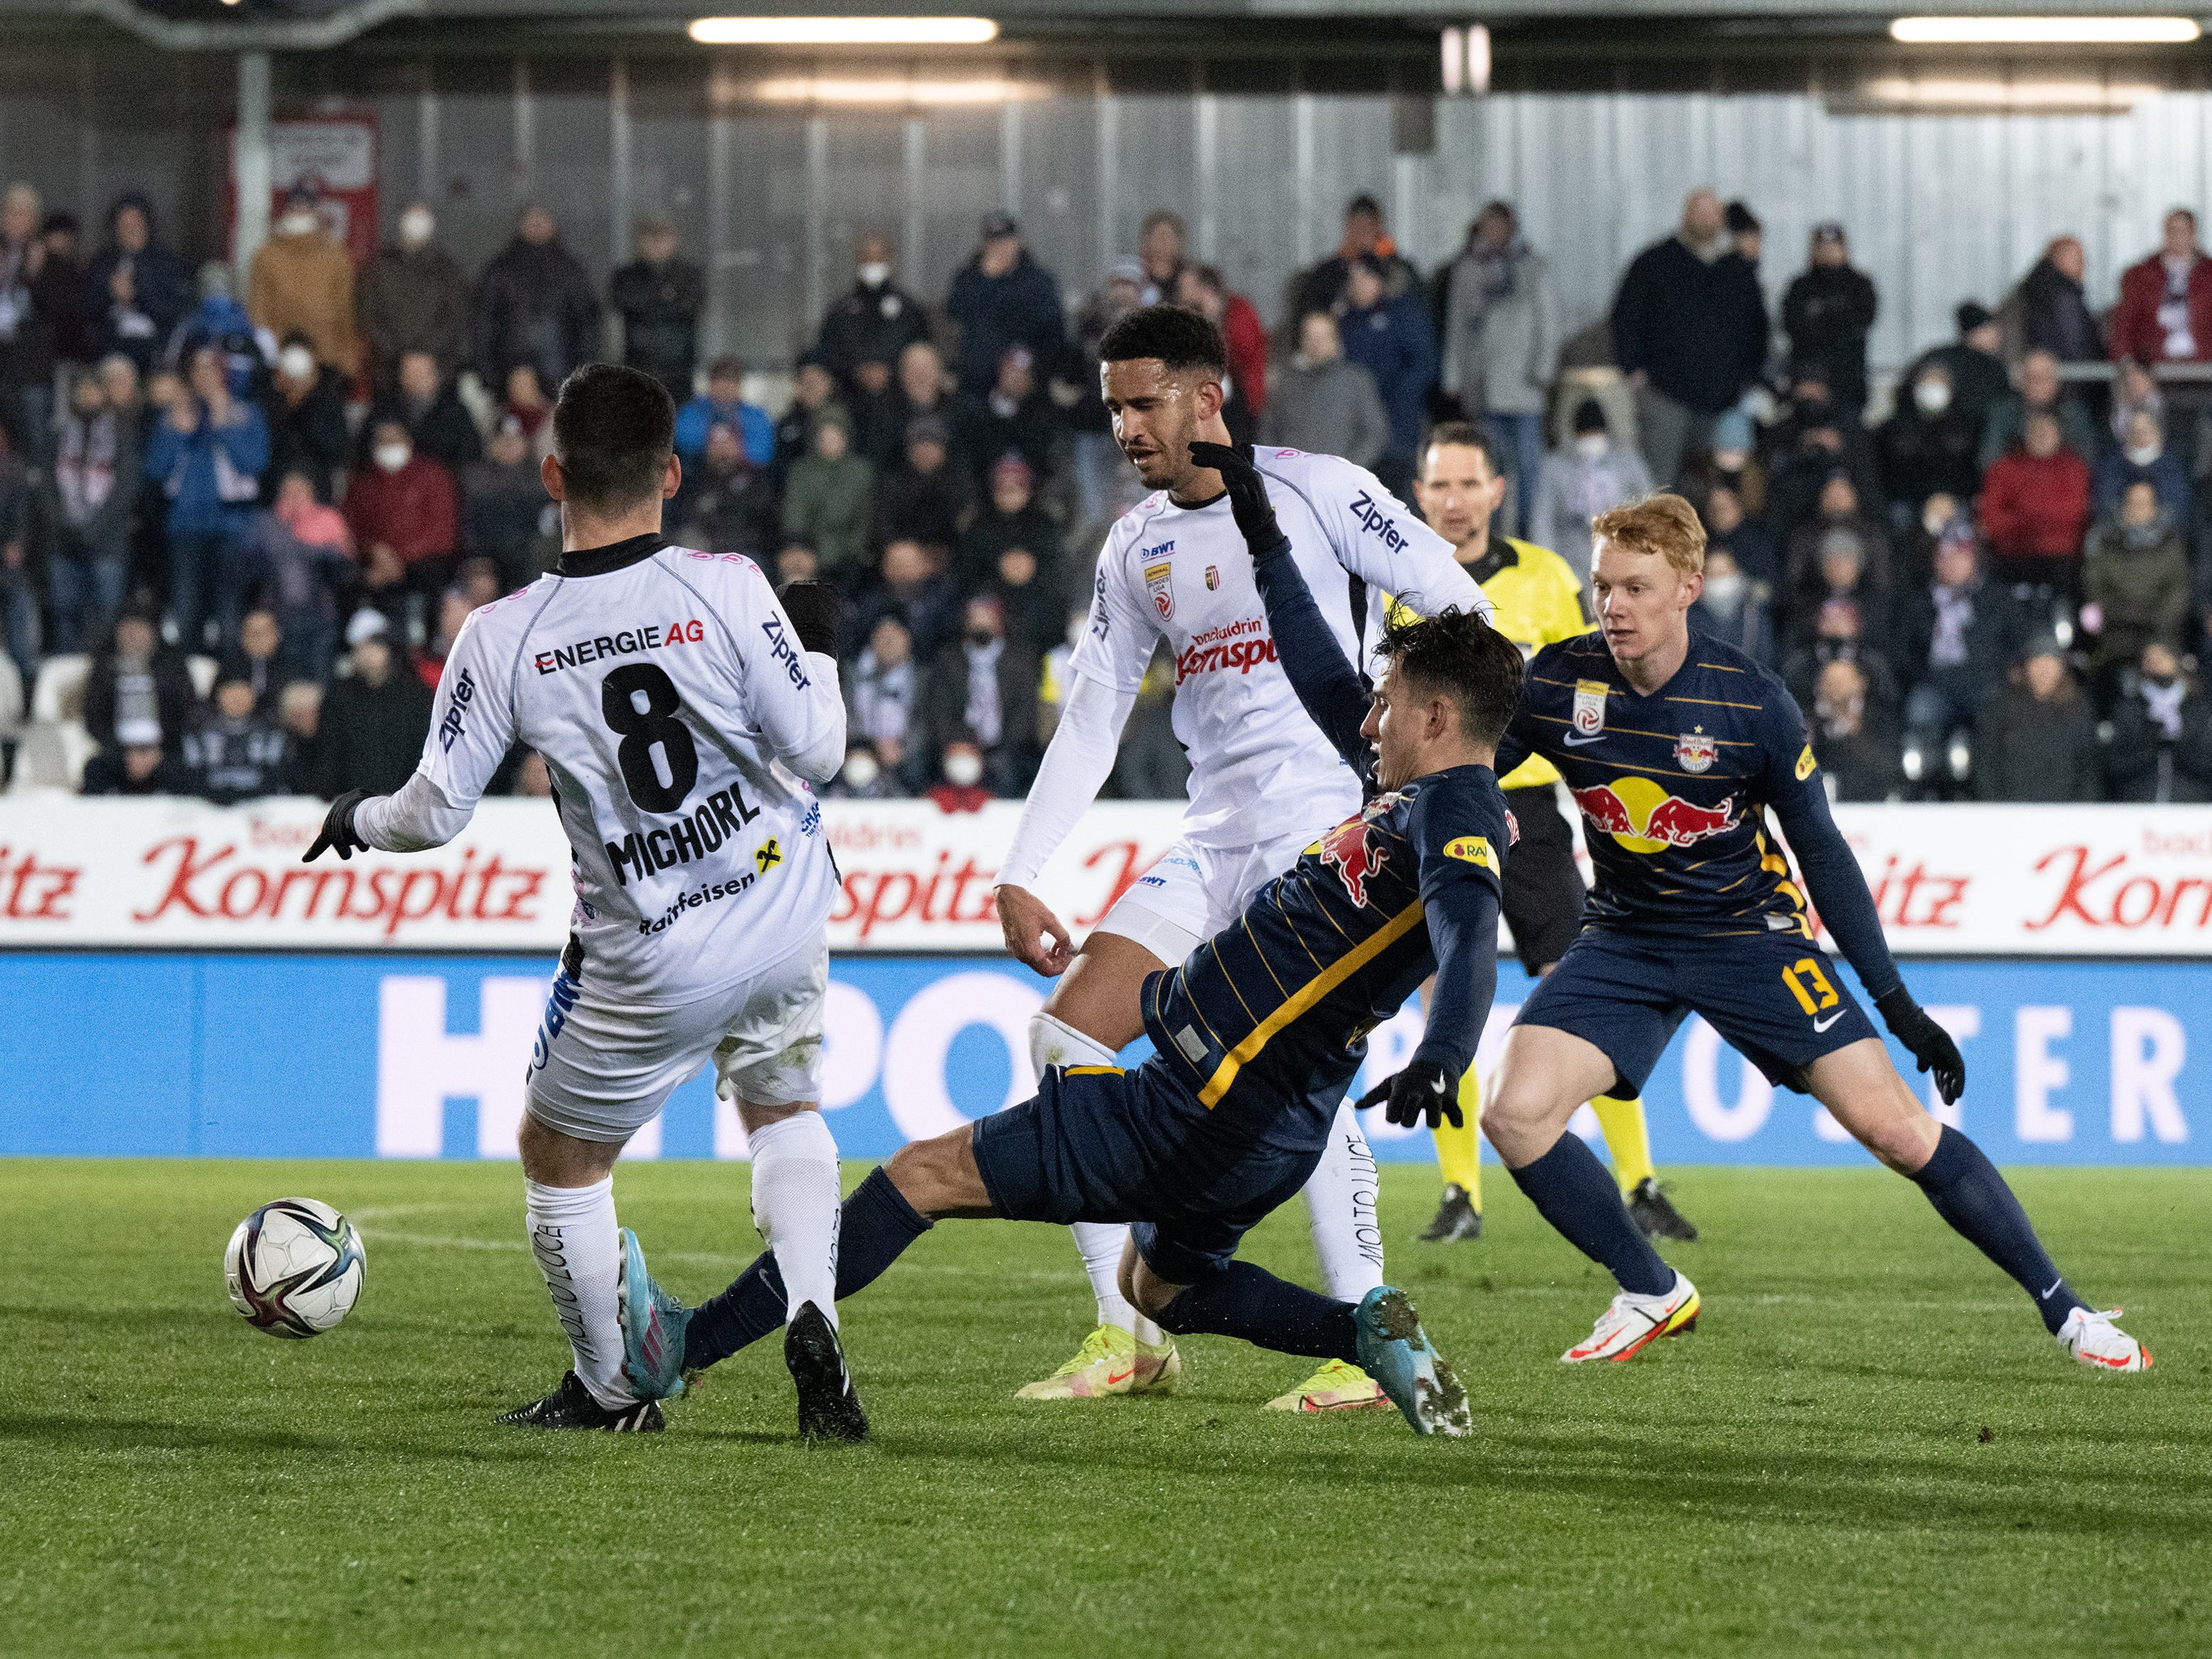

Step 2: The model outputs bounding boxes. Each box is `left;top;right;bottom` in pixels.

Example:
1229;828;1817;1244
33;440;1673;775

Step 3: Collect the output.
224;1197;366;1338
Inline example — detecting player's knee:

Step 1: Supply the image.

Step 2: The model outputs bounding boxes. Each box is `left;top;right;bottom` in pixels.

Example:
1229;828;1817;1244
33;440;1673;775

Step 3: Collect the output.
884;1134;959;1217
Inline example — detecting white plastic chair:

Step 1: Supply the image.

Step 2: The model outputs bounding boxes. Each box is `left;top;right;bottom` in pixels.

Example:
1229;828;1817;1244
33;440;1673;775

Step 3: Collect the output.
30;654;90;724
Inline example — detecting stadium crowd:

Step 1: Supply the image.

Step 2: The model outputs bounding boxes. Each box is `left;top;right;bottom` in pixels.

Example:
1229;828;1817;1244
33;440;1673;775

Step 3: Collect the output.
1;176;2209;807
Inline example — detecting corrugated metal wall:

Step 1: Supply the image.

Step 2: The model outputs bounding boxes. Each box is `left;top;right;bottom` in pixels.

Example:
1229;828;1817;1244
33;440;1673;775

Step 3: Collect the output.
6;43;2212;372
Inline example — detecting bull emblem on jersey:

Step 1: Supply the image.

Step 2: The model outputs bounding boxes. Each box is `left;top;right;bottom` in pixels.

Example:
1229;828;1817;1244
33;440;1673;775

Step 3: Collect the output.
1318;816;1387;905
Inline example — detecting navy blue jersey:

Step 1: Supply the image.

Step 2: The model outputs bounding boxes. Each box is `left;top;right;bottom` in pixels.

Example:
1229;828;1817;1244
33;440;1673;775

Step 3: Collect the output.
1493;630;1903;998
1142;763;1509;1132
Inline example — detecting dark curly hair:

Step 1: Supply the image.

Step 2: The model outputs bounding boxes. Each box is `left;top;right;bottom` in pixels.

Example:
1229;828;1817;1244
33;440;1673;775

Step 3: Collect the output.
1098;304;1228;378
1374;606;1524;749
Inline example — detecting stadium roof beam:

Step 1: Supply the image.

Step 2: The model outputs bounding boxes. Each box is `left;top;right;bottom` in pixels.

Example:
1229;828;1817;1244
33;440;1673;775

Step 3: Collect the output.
60;0;427;51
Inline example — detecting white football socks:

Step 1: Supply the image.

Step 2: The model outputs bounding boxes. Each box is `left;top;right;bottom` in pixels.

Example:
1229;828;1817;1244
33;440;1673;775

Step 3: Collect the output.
1032;1011;1158;1343
1302;1101;1386;1303
524;1175;635;1409
747;1109;843;1330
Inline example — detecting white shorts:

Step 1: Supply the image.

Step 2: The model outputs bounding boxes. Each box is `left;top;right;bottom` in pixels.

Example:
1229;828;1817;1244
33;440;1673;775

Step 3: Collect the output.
1096;825;1320;966
524;933;828;1144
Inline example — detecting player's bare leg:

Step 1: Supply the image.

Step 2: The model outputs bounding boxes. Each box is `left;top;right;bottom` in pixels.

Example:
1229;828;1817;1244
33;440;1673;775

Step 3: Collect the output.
1482;1025;1699;1362
1805;1040;2149;1370
502;1114;664;1431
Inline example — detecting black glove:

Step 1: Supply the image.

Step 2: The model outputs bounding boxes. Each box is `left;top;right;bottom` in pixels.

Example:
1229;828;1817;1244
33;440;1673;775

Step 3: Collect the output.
778;579;845;656
1354;1057;1461;1131
1187;440;1284;556
1875;986;1966;1105
303;789;370;863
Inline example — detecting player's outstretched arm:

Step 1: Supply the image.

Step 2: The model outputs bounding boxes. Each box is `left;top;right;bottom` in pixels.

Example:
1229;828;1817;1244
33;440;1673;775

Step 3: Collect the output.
1768;727;1966;1102
748;578;848;784
1190;439;1370;769
994;672;1136;975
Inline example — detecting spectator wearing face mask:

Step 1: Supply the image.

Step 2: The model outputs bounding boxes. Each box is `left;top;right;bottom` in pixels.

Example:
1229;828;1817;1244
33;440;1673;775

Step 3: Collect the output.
2110;208;2212;370
345;416;460;624
954;345;1057;491
247;186;357;375
1979;348;2099;476
241;469;351;680
780;407;873;584
1878;359;1983;513
925;740;995;811
675;355;775;467
919;593;1039;794
2093;408;2190;526
1687;545;1775;665
817;233;931;389
1975;639;2103;801
1911;302;2010;442
83;604;196;759
183;668;290;805
1894;520;2008;752
1759;361;1886;549
315;608;432;798
2081;479;2193;682
356;202;471;390
1259;310;1391;471
607;213;705;404
1979;410;2090;590
845;611;918;792
2105;641;2212;801
1782;223;1879;412
462;415;551;594
1810;657;1899;801
1529;400;1653;581
261;331;352;501
956;453;1062;596
829;741;897;799
147;341;271;651
372;348;483;474
42;366;139;654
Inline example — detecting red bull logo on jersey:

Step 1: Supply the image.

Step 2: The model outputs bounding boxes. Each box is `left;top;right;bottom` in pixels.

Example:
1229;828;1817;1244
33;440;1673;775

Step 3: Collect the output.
1316;816;1389;906
1675;729;1719;773
1573;777;1736;853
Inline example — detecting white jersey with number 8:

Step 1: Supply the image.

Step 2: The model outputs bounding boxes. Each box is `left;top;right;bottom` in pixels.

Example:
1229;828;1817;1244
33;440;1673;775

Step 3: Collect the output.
356;537;846;1006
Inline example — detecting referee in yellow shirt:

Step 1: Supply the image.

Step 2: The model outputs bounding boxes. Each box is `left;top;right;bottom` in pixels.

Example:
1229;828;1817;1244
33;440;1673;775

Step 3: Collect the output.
1401;422;1698;1244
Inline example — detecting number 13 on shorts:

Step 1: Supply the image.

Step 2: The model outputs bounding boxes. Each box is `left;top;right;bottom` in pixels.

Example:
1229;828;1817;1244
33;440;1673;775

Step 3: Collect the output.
1780;956;1839;1019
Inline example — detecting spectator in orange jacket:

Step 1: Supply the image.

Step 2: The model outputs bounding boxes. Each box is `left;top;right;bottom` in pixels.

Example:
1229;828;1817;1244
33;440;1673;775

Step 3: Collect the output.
345;415;460;626
2109;208;2212;368
1978;409;2090;590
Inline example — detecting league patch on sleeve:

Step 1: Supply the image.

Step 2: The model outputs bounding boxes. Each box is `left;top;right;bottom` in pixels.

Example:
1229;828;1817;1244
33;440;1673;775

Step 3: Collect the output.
1442;835;1500;875
1795;744;1817;781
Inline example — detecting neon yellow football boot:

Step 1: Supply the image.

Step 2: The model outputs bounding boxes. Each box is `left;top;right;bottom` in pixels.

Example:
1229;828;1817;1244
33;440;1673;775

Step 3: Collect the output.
1262;1357;1390;1412
1015;1323;1140;1399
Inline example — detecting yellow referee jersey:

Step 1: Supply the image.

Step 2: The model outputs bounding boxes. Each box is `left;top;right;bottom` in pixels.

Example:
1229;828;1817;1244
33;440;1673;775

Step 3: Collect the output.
1384;535;1593;789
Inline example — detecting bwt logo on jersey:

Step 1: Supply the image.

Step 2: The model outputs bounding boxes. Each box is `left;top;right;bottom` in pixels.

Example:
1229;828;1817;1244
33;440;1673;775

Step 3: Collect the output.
1173;617;1278;685
533;619;706;676
1346;491;1409;553
1573;778;1737;851
438;668;476;751
603;784;762;887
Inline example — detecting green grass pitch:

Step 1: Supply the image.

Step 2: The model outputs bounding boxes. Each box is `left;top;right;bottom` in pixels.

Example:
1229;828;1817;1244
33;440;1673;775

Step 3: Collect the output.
1;1159;2206;1658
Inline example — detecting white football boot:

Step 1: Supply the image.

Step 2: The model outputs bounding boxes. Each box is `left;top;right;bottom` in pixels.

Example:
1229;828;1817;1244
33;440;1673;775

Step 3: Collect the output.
2056;1306;2152;1372
1560;1271;1700;1363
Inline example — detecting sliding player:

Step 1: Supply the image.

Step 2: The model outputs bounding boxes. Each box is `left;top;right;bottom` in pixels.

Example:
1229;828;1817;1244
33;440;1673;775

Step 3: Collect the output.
304;364;868;1436
1402;424;1694;1244
620;445;1524;1436
1478;493;2150;1372
989;306;1486;1410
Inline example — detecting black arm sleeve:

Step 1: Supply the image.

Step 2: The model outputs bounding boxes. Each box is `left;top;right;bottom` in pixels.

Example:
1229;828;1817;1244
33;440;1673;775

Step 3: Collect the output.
1409;779;1505;1079
1766;719;1903;1002
1248;533;1373;773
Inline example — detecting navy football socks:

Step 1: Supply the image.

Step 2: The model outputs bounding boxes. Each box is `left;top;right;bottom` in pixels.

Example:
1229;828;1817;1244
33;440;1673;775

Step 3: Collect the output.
1508;1133;1677;1296
681;1167;933;1372
1910;1125;2083;1335
1154;1261;1360;1363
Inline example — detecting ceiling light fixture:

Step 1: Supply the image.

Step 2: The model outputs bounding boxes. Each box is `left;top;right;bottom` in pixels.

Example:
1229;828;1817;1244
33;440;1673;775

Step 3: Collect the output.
690;16;999;46
1891;15;2199;45
747;75;1036;105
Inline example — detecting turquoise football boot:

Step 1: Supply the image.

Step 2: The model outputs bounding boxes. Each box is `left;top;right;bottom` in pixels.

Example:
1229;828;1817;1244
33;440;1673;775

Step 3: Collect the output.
1352;1286;1472;1437
618;1227;691;1402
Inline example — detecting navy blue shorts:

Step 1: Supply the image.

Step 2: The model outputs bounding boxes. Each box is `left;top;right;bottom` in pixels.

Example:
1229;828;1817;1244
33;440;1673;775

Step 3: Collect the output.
970;1060;1328;1285
1514;924;1879;1096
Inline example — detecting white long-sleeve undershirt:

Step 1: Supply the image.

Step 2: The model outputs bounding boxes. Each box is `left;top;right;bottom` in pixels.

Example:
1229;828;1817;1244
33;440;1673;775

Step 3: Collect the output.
995;671;1137;890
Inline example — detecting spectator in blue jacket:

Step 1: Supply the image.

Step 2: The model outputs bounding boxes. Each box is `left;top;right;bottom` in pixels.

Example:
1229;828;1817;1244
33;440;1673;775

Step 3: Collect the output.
2093;407;2190;528
1334;254;1437;498
674;356;775;467
145;342;269;651
945;212;1064;396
